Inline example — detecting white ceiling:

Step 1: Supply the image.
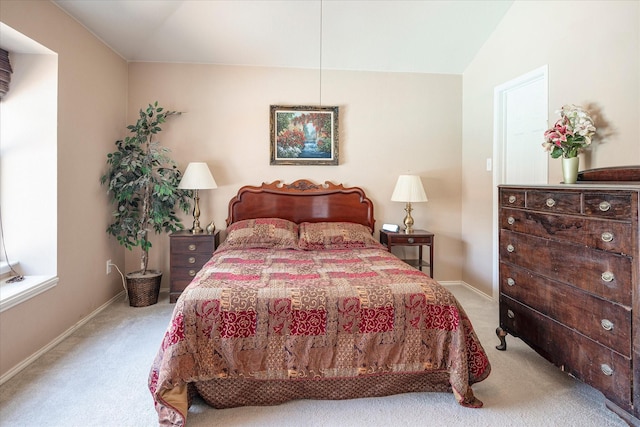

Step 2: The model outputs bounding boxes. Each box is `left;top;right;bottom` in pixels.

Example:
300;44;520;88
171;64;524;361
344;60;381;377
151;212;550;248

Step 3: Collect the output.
51;0;513;75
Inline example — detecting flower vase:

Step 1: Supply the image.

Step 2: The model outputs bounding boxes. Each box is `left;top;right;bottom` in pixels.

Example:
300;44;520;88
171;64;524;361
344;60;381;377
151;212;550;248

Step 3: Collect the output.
562;156;579;184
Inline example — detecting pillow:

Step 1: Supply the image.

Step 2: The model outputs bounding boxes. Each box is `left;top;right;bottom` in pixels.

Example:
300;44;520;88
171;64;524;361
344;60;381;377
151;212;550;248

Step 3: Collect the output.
298;221;383;250
219;218;299;250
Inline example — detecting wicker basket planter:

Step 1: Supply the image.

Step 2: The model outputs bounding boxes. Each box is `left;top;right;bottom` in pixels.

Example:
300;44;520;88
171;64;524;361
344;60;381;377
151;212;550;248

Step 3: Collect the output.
126;270;162;307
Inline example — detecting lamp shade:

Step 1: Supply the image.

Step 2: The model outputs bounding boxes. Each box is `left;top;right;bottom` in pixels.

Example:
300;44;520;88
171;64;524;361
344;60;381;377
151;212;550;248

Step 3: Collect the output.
391;175;428;202
178;162;217;190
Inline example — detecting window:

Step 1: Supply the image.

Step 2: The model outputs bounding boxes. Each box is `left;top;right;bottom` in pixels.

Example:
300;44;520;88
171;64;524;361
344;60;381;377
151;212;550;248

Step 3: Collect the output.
0;23;58;312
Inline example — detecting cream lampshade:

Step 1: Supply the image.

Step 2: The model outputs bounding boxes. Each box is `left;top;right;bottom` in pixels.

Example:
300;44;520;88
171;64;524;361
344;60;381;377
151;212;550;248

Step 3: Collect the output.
178;162;217;234
391;175;428;233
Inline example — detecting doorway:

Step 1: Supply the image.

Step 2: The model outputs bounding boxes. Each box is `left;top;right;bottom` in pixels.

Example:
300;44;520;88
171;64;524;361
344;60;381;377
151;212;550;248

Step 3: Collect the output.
491;65;548;297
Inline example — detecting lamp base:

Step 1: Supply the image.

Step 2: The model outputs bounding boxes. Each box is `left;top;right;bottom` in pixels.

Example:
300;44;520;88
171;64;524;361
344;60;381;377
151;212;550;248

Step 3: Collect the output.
403;202;415;233
191;190;203;234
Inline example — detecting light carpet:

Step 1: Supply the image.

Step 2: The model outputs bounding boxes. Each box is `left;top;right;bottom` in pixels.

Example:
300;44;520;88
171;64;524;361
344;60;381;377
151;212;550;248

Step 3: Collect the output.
0;285;628;426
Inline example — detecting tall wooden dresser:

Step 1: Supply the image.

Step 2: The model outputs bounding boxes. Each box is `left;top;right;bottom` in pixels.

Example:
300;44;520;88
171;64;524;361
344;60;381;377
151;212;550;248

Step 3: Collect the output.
496;166;640;425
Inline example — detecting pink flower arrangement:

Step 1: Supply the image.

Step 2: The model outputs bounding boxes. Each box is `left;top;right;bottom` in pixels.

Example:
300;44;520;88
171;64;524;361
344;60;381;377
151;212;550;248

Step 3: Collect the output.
542;104;596;159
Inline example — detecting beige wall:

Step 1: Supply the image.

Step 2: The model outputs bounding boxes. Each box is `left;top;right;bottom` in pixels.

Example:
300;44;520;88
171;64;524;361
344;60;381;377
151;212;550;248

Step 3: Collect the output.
461;0;640;297
0;1;127;377
127;63;465;287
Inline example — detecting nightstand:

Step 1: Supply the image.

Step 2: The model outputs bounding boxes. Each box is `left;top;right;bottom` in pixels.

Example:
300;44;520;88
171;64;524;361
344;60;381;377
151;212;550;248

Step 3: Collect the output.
379;229;434;277
169;230;220;303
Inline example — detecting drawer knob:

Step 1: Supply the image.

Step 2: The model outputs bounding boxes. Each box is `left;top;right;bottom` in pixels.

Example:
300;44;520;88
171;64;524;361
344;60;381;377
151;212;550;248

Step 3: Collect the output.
507;216;515;225
601;271;615;282
600;364;614;376
407;238;414;244
599;201;611;212
508;195;516;204
600;319;614;331
507;277;515;286
600;232;614;242
188;269;196;277
545;198;556;207
188;257;196;264
506;244;515;253
507;309;515;319
188;244;197;251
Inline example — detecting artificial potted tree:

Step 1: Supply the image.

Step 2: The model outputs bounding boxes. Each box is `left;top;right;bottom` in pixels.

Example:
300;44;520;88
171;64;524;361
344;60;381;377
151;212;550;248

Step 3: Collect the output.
101;102;191;307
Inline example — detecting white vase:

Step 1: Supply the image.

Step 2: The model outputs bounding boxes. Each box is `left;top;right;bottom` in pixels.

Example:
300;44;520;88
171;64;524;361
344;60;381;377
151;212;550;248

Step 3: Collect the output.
562;156;579;184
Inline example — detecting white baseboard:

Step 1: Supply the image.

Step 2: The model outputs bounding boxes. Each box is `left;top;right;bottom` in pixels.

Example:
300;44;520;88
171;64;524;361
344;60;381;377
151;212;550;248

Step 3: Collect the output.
438;280;494;301
0;291;125;386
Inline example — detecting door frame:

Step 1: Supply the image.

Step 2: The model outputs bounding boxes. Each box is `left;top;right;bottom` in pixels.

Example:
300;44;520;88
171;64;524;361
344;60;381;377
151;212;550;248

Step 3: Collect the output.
491;65;548;298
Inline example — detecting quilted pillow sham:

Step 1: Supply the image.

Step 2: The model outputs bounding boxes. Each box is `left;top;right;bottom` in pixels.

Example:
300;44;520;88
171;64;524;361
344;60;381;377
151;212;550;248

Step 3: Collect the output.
298;221;383;250
219;218;299;250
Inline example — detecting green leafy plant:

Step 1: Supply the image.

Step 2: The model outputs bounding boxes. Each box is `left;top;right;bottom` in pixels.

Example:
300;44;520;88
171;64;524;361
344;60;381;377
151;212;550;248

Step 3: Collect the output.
101;102;191;275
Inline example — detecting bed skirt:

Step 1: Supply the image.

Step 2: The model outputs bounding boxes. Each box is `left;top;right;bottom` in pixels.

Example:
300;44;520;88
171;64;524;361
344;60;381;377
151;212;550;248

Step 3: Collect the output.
194;372;452;409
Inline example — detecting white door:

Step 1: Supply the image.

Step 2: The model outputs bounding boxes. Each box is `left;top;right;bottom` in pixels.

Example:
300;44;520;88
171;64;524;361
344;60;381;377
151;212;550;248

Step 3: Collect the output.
492;65;548;298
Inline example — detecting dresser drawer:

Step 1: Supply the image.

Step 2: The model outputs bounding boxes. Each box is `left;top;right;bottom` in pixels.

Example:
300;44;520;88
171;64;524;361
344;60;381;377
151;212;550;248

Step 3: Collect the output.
500;189;525;208
584;193;634;220
500;263;631;356
500;296;632;410
500;208;633;255
500;230;632;306
525;190;582;214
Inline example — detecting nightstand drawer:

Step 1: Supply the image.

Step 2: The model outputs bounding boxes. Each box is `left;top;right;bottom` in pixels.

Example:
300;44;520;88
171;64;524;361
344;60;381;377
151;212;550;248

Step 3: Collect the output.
170;252;213;269
390;235;432;245
171;238;214;254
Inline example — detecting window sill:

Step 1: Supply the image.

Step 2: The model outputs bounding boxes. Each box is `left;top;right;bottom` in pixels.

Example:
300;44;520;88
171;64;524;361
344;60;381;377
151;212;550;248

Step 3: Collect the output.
0;275;58;313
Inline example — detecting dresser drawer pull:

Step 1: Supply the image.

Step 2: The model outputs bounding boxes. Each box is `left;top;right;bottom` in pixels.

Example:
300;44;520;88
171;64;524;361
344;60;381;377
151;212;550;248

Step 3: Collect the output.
508;195;516;204
188;257;196;264
507;216;515;225
598;201;611;212
600;232;614;242
600;319;614;331
507;277;515;286
600;364;614;376
601;271;615;282
407;238;414;244
507;309;515;319
188;244;197;251
188;269;197;277
545;198;556;207
506;244;515;253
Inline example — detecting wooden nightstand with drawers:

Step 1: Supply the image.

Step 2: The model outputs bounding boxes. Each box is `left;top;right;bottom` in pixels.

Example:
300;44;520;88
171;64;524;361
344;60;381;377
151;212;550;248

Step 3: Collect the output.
169;230;220;303
379;229;434;278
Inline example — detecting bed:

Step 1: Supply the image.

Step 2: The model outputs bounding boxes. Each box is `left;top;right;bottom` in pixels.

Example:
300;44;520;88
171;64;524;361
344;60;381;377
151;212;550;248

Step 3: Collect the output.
149;179;491;426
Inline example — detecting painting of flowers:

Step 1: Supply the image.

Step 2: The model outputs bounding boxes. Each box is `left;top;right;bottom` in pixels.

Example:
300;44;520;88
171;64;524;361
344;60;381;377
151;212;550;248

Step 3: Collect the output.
270;105;339;165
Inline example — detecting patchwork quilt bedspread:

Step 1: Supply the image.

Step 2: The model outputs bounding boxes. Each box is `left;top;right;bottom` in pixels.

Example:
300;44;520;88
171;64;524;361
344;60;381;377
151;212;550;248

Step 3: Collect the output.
149;247;491;426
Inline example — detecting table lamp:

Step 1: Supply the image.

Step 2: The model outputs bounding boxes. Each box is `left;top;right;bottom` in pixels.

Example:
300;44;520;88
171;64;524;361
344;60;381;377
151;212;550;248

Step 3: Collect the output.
178;162;217;234
391;175;428;233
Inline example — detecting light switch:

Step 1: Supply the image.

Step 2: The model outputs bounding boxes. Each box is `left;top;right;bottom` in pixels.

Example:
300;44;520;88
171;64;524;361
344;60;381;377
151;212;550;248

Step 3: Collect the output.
486;158;492;171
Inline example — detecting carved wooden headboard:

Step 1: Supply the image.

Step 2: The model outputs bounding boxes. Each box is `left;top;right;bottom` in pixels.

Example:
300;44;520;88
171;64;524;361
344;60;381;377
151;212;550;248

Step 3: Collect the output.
226;179;375;231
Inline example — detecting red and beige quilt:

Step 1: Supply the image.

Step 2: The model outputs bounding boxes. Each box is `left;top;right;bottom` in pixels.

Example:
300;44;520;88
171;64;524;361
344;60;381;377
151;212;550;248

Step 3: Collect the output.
149;240;490;426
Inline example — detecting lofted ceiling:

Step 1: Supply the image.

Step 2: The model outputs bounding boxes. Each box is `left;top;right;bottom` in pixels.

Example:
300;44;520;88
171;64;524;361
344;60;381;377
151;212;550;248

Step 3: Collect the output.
52;0;513;75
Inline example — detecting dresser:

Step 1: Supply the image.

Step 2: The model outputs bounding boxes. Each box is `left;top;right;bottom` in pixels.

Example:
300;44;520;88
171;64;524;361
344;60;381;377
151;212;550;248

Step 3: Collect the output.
169;230;220;303
496;166;640;425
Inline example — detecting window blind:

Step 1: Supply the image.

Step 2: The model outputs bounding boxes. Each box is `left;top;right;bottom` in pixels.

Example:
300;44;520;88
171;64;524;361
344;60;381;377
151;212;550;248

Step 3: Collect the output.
0;48;12;99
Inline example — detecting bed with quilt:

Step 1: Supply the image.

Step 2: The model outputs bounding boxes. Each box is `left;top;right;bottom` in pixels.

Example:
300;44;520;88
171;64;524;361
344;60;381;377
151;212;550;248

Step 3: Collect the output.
149;180;491;426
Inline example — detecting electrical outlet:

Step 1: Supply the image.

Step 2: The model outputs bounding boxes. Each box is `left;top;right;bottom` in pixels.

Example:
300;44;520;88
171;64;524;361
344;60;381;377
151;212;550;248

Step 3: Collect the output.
106;259;112;275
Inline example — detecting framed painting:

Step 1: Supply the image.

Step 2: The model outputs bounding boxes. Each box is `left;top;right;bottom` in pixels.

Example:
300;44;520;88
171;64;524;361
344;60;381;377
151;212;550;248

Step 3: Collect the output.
270;105;339;165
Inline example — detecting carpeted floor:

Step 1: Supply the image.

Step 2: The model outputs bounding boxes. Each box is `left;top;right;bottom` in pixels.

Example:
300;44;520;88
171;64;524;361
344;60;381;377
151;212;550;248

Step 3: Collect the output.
0;285;629;426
